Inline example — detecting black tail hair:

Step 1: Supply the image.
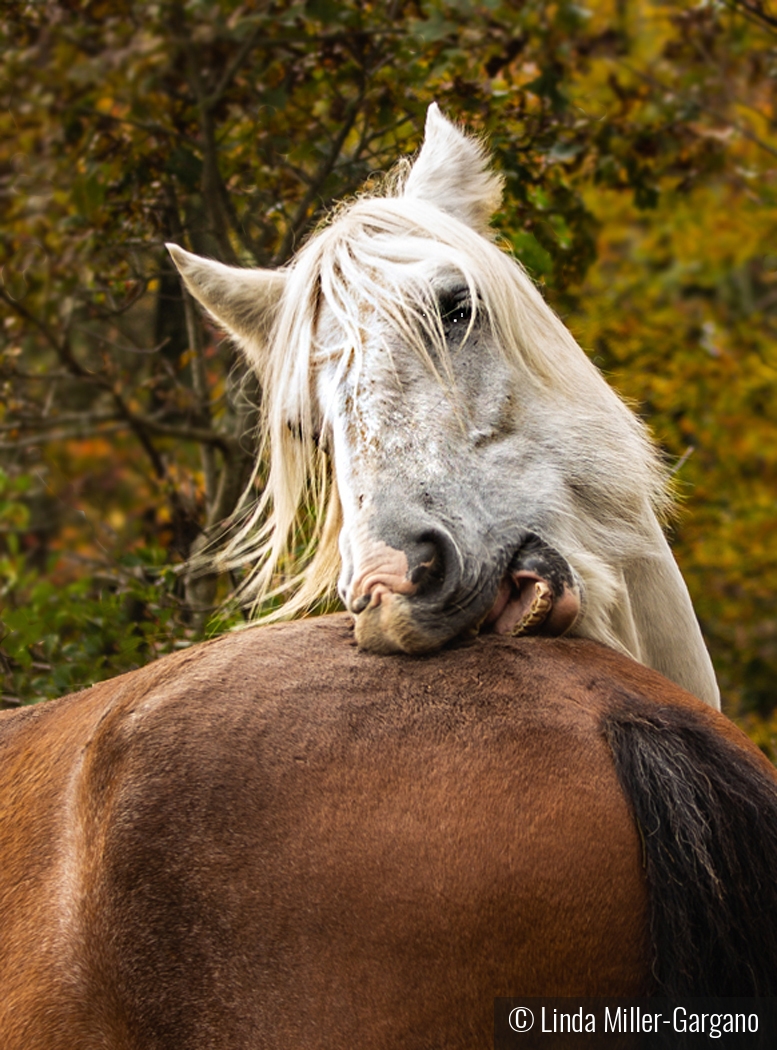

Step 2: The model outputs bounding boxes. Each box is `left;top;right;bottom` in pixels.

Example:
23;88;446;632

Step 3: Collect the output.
603;695;777;997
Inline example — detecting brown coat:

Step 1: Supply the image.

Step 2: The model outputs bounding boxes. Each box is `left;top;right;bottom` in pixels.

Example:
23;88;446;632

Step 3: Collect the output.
0;616;774;1049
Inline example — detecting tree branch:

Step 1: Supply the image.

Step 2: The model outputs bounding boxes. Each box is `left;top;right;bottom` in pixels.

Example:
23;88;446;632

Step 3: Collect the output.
72;107;195;144
0;416;241;455
0;410;119;432
0;423;127;451
273;94;365;265
204;19;267;111
724;0;777;30
0;287;67;360
623;62;777;161
173;13;241;266
74;327;170;355
0;286;171;479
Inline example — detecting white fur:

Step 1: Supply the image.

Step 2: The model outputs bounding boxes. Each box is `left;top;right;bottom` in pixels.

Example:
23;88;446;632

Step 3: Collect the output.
168;106;720;709
403;103;504;233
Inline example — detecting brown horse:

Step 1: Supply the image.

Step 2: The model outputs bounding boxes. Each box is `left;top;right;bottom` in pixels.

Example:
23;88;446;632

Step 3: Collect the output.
1;617;776;1049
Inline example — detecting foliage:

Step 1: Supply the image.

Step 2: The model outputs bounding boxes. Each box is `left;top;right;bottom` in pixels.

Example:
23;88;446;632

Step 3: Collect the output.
571;182;777;738
0;468;244;705
1;1;776;744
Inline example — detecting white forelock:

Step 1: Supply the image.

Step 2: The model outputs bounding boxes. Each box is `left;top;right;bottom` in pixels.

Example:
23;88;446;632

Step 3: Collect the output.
216;188;669;639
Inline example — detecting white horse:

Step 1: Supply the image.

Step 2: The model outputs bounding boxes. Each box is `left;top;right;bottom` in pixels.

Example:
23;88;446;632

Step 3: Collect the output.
168;104;720;709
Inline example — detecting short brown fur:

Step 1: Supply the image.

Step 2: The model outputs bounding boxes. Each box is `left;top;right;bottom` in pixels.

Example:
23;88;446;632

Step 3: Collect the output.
0;616;772;1049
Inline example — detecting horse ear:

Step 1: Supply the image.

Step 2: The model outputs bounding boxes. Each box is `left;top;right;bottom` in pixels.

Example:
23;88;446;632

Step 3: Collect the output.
402;103;504;233
166;244;286;371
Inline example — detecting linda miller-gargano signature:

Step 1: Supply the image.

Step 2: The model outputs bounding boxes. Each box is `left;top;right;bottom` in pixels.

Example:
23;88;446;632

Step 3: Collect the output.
534;1005;759;1038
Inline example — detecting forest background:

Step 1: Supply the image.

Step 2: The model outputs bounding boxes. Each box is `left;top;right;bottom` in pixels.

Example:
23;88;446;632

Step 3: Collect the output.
2;0;776;753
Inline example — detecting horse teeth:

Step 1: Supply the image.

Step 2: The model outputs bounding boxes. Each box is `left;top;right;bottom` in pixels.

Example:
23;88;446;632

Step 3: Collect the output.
512;581;553;635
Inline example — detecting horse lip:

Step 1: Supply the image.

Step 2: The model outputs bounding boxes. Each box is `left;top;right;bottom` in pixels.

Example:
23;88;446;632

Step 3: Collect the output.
482;576;513;628
484;572;553;636
351;593;371;614
481;531;582;639
352;578;499;654
483;568;580;638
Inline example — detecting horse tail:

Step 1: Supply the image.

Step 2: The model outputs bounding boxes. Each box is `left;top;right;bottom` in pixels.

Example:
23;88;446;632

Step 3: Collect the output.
602;694;777;997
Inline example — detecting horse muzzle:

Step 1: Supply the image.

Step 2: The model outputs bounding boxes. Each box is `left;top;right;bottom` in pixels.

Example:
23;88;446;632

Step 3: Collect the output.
347;528;581;654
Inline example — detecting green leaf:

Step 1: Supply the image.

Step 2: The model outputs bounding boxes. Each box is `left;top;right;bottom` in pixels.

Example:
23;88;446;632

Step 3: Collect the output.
509;229;553;278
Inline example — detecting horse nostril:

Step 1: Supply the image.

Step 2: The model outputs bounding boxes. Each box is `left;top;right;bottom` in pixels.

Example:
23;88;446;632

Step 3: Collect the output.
407;534;452;596
410;563;431;585
346;524;459;615
409;540;438;587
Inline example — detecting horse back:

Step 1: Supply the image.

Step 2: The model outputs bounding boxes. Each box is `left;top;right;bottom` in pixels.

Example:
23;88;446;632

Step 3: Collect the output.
0;616;768;1049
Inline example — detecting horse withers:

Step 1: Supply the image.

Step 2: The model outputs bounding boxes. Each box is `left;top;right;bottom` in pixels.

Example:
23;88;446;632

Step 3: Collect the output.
1;618;776;1050
168;104;719;709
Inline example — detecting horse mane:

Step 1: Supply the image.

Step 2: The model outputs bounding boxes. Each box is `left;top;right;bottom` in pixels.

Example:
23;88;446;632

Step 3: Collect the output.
212;174;672;645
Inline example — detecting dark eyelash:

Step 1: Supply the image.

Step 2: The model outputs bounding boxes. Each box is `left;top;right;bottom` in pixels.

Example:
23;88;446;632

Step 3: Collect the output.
286;419;323;449
417;290;477;347
439;291;475;328
442;303;472;325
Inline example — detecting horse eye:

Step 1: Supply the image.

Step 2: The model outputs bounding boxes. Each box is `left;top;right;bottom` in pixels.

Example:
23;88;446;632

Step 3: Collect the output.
287;420;323;449
439;292;474;330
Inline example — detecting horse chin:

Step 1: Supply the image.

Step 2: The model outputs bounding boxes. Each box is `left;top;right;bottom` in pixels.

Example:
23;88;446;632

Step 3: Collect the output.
354;594;439;654
352;593;481;654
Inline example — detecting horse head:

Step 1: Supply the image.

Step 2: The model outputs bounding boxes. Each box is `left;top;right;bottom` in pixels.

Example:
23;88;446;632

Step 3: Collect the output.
168;104;720;709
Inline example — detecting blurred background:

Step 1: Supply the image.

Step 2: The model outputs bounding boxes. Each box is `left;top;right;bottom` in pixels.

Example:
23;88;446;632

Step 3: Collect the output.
1;0;775;750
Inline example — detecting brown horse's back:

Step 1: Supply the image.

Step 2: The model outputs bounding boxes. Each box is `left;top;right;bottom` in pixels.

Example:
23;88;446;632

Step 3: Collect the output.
0;616;769;1049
